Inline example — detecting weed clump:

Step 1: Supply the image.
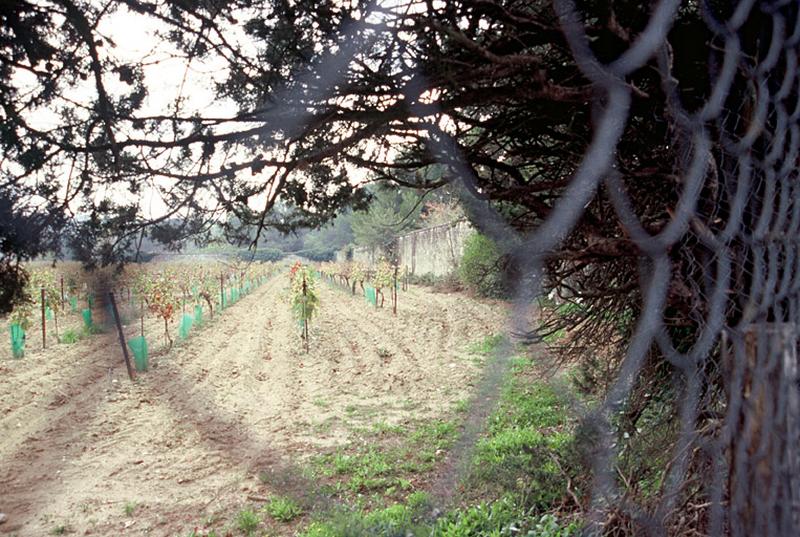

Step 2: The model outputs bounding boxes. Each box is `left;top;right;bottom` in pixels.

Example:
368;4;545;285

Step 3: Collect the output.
263;496;303;522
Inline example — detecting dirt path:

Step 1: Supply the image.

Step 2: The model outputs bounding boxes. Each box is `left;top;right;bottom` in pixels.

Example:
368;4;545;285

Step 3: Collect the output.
0;276;507;536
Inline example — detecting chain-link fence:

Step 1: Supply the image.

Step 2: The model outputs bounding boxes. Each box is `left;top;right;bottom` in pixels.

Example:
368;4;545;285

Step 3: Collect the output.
428;1;800;535
3;0;799;535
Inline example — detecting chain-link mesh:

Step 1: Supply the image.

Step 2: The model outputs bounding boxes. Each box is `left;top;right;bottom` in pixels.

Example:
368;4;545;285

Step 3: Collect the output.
410;1;800;535
3;0;799;535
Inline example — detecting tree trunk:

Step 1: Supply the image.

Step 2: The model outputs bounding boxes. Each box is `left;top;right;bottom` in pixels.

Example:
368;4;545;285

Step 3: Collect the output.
164;317;173;349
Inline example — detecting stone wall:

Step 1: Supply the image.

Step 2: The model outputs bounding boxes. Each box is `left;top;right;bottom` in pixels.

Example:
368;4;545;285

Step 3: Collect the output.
397;219;473;277
351;245;378;265
335;220;474;278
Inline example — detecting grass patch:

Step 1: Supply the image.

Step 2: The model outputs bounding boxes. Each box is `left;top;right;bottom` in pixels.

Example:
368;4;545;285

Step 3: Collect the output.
467;333;504;356
298;353;582;536
263;496;303;522
123;501;136;516
372;421;405;435
235;508;260;535
190;333;583;537
468;357;580;513
312;418;458;502
60;328;82;344
298;496;579;537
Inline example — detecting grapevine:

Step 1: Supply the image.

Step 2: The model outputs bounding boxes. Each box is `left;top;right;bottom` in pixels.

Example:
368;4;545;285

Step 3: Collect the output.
143;271;179;348
30;268;63;340
372;258;394;308
349;261;367;295
289;263;320;351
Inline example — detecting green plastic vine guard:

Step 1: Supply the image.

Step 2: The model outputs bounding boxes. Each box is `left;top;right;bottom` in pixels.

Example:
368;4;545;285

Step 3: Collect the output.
69;296;78;312
194;305;203;326
364;285;377;306
82;308;93;329
178;313;193;340
127;336;149;371
87;295;94;309
45;306;53;320
10;323;25;358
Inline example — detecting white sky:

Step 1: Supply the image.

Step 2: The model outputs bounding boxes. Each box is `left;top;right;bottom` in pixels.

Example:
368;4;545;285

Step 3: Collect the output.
11;1;431;225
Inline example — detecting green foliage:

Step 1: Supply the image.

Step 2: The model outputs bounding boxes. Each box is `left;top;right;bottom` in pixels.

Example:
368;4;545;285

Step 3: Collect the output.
351;186;423;249
432;497;520;537
349;262;367;288
30;268;62;317
303;214;355;258
528;514;582;537
300;503;424;537
290;263;321;323
313;419;457;498
124;501;137;516
263;496;303;522
298;497;579;537
9;297;34;331
470;361;578;513
467;333;504;356
299;246;338;262
238;247;285;262
458;233;506;298
235;508;260;535
372;258;395;291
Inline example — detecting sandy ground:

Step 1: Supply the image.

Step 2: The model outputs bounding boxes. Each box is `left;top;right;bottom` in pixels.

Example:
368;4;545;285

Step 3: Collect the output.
0;275;507;536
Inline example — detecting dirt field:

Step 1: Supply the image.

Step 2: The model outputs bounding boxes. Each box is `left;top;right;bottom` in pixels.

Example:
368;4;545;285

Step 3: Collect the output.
0;275;507;536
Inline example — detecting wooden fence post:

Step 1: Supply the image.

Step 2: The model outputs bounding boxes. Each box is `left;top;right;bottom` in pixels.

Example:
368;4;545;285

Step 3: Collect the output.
302;275;309;353
109;292;135;382
393;266;398;315
724;324;800;534
41;287;46;349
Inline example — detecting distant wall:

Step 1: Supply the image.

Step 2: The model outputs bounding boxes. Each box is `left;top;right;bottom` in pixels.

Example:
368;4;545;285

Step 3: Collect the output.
351;245;378;265
397;220;473;277
334;220;474;278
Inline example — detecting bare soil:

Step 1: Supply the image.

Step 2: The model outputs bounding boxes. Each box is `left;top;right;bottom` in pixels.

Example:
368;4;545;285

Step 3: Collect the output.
0;275;507;536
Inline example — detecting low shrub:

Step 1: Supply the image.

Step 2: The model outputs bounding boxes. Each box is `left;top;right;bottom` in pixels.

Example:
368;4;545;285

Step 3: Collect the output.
60;328;81;344
458;232;507;298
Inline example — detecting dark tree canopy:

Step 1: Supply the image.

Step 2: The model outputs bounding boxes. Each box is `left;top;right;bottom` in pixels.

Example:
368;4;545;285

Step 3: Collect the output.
0;0;775;332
